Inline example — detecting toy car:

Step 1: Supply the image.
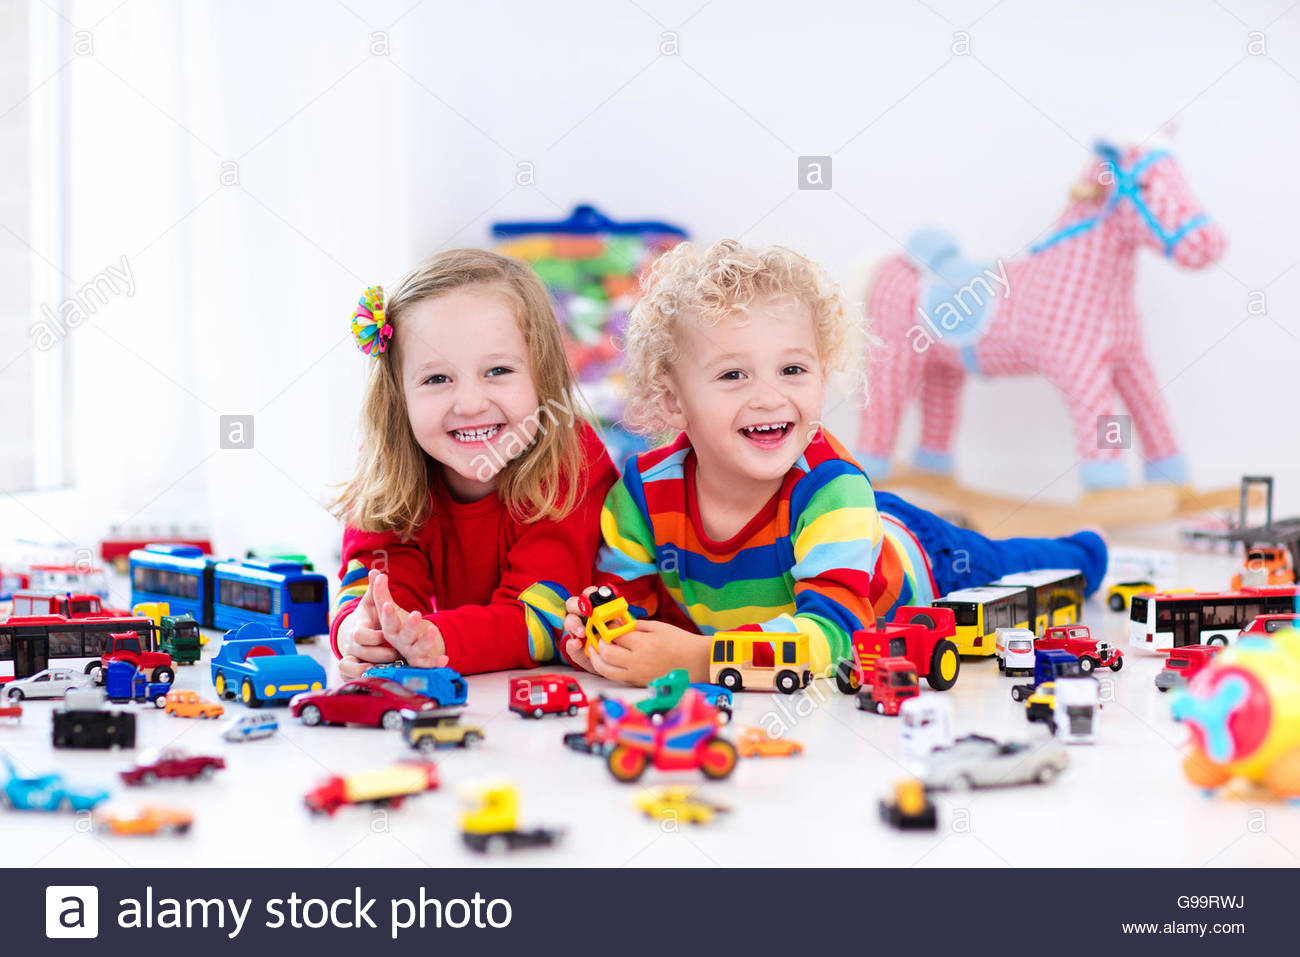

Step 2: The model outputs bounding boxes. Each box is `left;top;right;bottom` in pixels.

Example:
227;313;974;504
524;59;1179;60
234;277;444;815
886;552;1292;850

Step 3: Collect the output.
305;762;439;816
0;756;109;811
1242;613;1300;637
605;689;737;783
1108;580;1154;612
1231;545;1295;590
97;805;194;836
460;780;562;853
103;660;170;707
53;691;137;749
1157;644;1222;694
362;664;467;707
403;712;485;752
879;778;936;830
635;786;731;825
221;713;279;742
710;631;812;694
737;726;804;758
210;621;326;707
1036;624;1123;674
899;696;954;763
120;747;225;786
94;630;175;685
3;667;92;701
1010;649;1080;702
919;734;1069;790
163;689;225;719
509;673;588;718
855;656;919;715
290;677;440;730
995;627;1037;676
688;683;733;722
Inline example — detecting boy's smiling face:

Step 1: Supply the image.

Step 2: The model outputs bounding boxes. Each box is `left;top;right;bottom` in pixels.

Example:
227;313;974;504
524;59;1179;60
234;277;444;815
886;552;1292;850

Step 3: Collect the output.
662;294;826;495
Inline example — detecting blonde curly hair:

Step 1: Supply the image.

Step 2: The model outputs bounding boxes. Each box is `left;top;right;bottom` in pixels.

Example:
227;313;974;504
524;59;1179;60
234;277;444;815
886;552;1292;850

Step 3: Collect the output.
622;239;866;436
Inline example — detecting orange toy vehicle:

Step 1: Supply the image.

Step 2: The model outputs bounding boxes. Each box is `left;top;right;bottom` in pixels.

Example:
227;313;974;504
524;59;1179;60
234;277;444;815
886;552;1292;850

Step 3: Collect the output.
163;690;225;719
98;805;194;836
737;727;804;758
1231;546;1295;590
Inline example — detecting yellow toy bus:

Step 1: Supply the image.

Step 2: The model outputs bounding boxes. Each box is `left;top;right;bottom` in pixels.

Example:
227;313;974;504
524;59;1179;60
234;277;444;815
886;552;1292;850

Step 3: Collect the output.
709;631;812;694
992;569;1086;635
930;586;1030;656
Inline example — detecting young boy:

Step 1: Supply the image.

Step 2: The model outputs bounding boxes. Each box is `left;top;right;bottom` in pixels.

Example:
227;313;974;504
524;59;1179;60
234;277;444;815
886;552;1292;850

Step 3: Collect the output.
521;240;1106;685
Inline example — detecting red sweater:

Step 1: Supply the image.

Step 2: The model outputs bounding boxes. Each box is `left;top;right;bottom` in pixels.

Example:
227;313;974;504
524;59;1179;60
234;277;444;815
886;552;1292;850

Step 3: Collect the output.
330;423;618;675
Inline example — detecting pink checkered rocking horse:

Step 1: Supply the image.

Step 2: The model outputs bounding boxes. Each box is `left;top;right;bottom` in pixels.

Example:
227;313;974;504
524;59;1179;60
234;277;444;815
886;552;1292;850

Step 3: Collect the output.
859;140;1226;501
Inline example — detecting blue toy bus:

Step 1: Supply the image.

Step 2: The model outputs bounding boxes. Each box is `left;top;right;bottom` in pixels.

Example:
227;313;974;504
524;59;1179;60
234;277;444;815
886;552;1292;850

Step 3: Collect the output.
129;544;329;639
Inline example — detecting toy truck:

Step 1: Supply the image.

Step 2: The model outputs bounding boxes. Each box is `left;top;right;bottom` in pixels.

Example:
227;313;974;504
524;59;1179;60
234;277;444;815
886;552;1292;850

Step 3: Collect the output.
1035;624;1123;674
133;604;202;665
303;762;440;816
509;673;588;718
563;696;630;756
7;590;131;620
899;696;954;763
460;780;563;853
1051;675;1099;743
879;778;936;830
52;690;137;749
104;660;170;707
855;656;920;716
1010;649;1079;702
1156;644;1222;693
836;606;961;696
95;631;175;685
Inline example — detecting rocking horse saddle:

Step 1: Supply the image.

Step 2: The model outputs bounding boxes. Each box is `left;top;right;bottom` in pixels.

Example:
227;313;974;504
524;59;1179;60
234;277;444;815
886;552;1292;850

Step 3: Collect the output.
906;228;1001;367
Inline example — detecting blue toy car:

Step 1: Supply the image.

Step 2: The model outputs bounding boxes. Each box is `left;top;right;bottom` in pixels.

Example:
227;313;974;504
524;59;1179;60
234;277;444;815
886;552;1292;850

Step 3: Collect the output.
104;660;171;707
0;756;109;811
690;682;733;722
363;665;468;707
210;621;326;707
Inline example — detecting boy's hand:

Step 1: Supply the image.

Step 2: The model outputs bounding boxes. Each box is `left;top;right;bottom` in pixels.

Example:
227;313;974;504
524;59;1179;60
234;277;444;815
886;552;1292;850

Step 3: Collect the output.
335;569;399;665
373;572;446;668
585;620;708;686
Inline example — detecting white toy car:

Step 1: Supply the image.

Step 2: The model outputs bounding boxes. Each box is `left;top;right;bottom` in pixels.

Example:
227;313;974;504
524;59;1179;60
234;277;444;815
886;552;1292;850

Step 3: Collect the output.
995;628;1037;676
6;668;94;701
898;696;953;763
221;713;279;743
920;734;1069;790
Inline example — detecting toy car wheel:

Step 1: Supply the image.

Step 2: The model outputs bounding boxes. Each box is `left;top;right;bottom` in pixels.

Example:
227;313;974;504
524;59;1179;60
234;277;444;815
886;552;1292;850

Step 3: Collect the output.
531;707;544;719
1036;764;1057;784
699;738;738;780
299;704;322;726
775;671;799;695
833;661;859;695
87;663;103;685
1078;656;1096;675
875;701;885;715
139;771;157;786
927;640;960;691
416;735;438;754
485;835;509;855
1011;686;1025;702
152;695;167;709
214;673;228;698
241;680;262;708
1208;636;1228;647
199;764;216;780
462;731;483;747
1108;593;1125;611
718;669;742;692
5;688;21;703
380;710;403;731
566;705;579;716
954;774;975;792
153;666;175;685
1109;657;1124;672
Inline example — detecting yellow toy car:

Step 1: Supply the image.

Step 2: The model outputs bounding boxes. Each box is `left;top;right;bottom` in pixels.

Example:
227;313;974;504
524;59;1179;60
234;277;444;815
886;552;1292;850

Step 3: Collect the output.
97;805;194;836
1107;580;1154;612
634;786;731;825
163;690;225;719
737;727;804;758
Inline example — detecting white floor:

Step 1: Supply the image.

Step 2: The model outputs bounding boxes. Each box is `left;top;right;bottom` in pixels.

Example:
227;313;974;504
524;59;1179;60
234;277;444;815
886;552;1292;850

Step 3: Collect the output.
2;525;1297;869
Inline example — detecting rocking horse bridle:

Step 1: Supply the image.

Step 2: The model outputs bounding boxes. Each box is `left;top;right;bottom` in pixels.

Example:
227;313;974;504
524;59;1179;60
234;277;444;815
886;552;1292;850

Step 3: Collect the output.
1031;145;1211;257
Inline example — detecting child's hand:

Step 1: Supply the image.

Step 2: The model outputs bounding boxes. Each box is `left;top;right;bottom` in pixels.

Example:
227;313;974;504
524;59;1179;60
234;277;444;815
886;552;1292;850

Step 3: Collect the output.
335;569;399;665
562;586;601;643
585;620;708;686
373;572;447;668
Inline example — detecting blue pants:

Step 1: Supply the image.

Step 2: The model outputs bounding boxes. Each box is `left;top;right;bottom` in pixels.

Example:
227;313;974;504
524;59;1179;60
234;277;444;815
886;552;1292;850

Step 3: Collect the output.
875;491;1108;599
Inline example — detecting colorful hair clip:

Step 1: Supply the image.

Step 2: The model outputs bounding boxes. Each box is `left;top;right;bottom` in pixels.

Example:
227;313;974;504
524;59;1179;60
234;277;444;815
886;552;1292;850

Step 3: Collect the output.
351;285;393;357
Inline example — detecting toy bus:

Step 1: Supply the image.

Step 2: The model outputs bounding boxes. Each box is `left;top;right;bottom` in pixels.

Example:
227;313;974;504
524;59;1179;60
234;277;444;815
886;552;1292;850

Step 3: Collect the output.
129;544;329;638
991;569;1085;635
29;564;109;600
1128;584;1297;651
930;585;1030;656
0;615;160;681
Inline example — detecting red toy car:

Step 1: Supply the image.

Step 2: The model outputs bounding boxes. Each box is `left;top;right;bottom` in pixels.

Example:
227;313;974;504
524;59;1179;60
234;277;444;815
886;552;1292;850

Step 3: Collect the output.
1242;613;1300;637
837;606;961;695
1155;644;1222;693
290;677;440;730
95;631;175;685
1036;624;1123;674
855;656;920;715
120;747;225;785
605;688;737;783
509;673;588;718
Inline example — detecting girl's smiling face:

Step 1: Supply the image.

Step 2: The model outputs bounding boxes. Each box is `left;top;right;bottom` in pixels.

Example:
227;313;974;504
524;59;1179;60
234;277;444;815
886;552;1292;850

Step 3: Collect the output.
662;294;826;496
398;286;542;501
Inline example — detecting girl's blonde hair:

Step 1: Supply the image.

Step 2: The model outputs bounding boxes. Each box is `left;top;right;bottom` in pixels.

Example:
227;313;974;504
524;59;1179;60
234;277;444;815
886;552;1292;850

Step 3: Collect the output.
622;239;865;436
332;249;588;538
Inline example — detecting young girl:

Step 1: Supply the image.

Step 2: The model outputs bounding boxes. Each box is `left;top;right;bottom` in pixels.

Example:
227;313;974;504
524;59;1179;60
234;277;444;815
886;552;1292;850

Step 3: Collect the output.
330;249;618;678
544;240;1106;685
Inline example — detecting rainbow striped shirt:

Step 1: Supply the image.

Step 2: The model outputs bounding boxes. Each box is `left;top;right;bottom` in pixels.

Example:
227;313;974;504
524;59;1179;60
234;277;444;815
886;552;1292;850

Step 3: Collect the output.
594;428;937;676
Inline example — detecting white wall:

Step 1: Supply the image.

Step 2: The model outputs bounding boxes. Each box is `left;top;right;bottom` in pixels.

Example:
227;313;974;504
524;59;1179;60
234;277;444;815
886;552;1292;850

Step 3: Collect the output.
10;0;1299;564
